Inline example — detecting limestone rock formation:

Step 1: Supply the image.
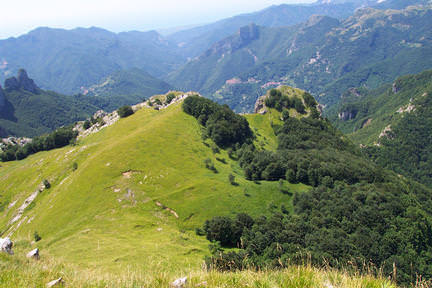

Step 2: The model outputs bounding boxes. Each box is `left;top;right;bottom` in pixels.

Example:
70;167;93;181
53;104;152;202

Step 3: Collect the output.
17;69;39;93
26;248;40;260
46;277;63;287
0;237;14;255
4;69;39;93
171;277;187;288
254;94;268;114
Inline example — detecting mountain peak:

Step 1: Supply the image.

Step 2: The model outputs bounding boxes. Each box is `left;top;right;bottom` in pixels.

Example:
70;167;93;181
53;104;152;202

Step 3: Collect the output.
4;69;39;94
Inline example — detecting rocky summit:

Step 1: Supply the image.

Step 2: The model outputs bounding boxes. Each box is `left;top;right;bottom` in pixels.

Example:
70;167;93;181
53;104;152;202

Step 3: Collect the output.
4;69;39;94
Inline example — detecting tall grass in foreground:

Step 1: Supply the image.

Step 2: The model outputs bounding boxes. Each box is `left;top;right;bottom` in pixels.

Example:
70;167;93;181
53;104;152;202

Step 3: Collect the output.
0;253;400;288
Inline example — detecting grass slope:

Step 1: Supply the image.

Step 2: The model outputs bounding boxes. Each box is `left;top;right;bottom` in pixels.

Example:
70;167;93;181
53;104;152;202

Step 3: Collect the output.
0;252;396;288
0;101;307;276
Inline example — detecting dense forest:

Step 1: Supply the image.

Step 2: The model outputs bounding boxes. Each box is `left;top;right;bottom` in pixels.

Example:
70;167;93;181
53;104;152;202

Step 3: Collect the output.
189;90;432;286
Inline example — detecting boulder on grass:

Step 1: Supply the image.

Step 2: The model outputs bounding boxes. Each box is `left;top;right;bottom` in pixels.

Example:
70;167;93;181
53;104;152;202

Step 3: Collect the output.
171;276;187;287
26;248;40;260
46;277;63;287
0;238;13;255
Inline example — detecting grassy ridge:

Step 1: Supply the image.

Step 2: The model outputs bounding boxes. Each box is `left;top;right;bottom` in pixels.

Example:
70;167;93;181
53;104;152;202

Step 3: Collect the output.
0;101;307;274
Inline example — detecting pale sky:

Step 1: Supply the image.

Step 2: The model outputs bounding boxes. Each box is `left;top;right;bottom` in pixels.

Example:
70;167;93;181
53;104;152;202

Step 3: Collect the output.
0;0;315;39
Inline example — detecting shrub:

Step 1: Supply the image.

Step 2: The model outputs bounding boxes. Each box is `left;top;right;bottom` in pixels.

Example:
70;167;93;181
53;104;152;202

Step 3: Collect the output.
34;231;41;242
43;179;51;189
166;93;176;104
154;99;162;106
83;120;91;130
204;158;218;173
117;105;134;118
228;173;237;185
72;162;78;171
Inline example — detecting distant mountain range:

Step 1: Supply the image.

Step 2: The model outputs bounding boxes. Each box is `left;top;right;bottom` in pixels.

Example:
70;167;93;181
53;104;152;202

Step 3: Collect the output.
84;68;173;111
167;4;432;112
1;0;427;98
0;27;184;95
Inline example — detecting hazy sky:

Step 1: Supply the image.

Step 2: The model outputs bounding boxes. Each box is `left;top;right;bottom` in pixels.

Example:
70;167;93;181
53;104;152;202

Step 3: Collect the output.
0;0;315;39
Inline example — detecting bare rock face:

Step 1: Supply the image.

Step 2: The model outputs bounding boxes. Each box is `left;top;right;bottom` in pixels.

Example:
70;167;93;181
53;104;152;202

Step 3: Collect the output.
392;82;400;94
26;248;40;260
4;77;19;90
0;84;5;107
254;95;268;114
4;69;39;93
17;69;39;93
0;237;14;255
338;110;357;121
46;277;63;287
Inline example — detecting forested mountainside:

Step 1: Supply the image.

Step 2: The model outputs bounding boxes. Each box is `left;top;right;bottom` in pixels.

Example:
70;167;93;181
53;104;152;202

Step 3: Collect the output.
332;70;432;188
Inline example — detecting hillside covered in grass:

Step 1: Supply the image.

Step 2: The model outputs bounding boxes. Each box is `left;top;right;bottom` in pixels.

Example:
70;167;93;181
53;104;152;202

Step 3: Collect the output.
1;88;431;286
0;92;307;278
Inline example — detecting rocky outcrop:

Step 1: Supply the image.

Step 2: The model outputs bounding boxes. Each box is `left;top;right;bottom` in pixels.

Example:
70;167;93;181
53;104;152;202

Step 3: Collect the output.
46;277;63;287
254;94;268;114
171;277;187;288
338;110;357;121
17;69;39;93
4;69;39;94
205;23;259;57
0;237;14;255
26;248;40;260
4;77;19;90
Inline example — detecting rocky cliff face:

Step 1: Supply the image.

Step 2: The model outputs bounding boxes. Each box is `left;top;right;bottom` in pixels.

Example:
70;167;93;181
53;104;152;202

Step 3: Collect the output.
204;23;260;57
4;69;39;94
0;85;5;108
338;110;357;121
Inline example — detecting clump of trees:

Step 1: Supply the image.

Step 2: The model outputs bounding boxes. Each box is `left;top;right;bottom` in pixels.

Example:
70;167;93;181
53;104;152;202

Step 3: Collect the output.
117;105;134;118
202;213;254;247
264;88;316;114
183;95;253;148
0;126;78;162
